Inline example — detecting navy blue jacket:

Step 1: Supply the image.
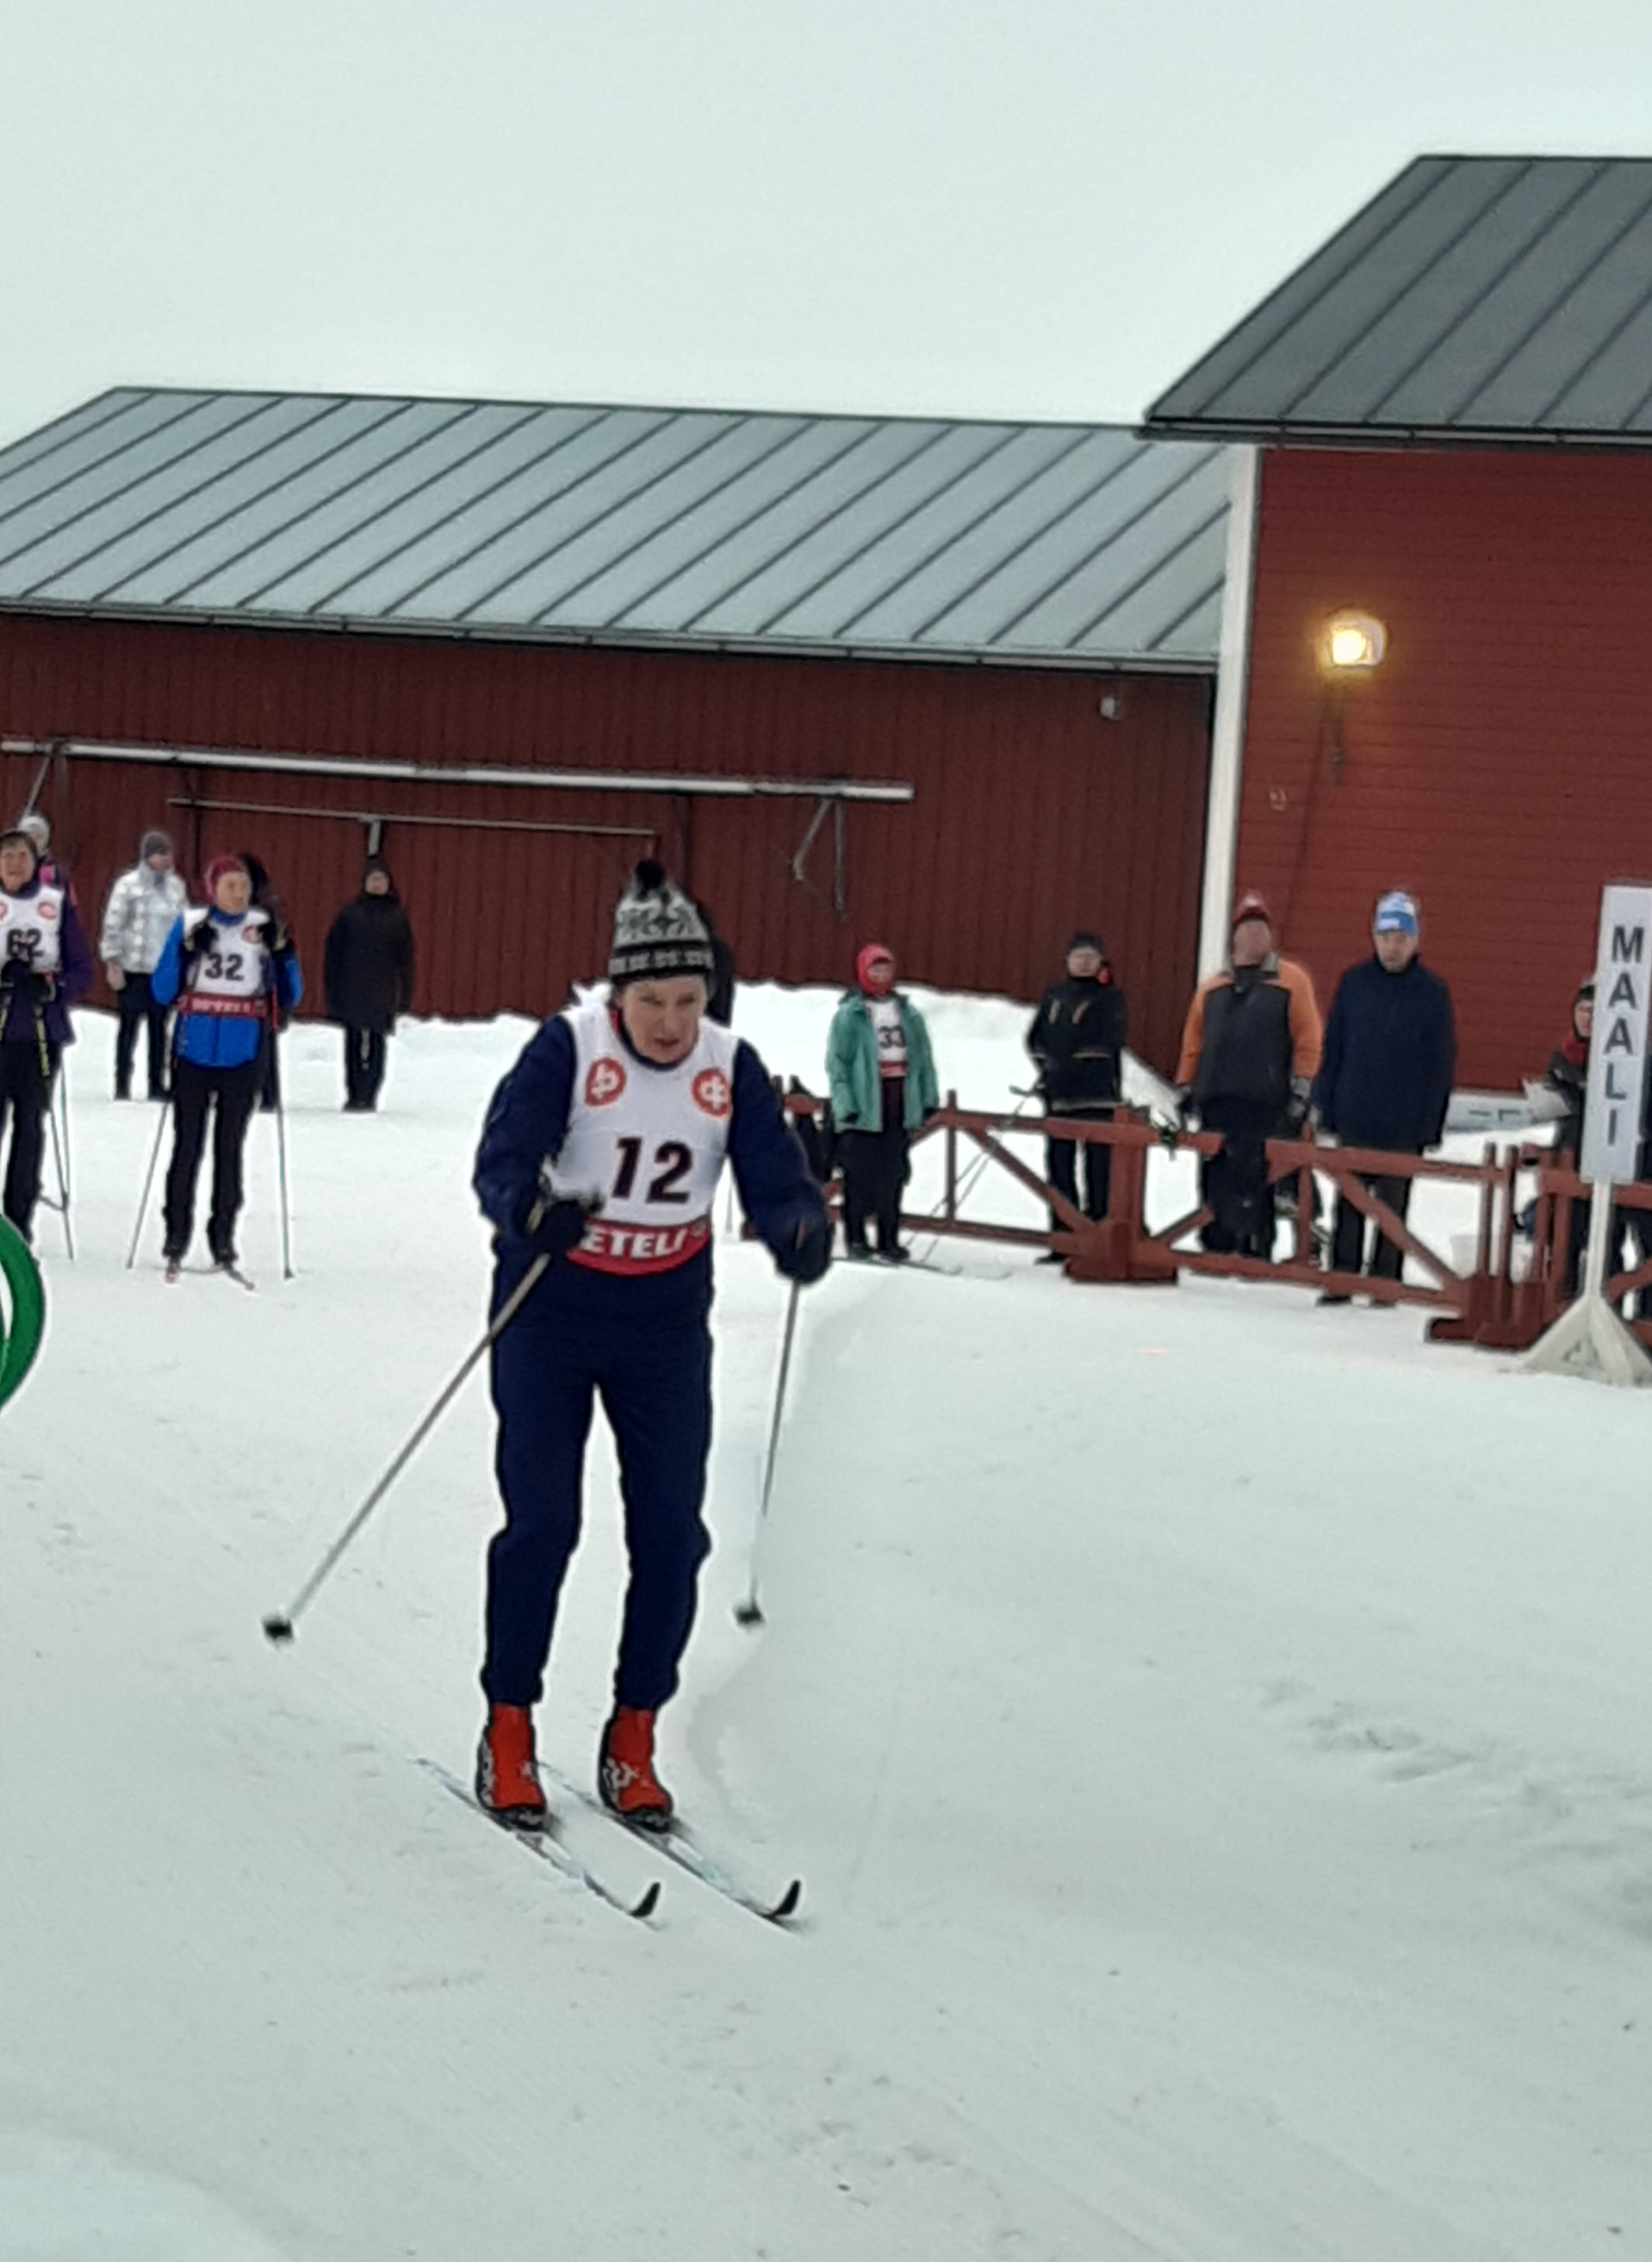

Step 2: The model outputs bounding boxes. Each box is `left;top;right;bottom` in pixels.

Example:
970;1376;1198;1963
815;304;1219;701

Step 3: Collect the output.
475;1013;825;1321
1314;956;1456;1152
0;877;93;1048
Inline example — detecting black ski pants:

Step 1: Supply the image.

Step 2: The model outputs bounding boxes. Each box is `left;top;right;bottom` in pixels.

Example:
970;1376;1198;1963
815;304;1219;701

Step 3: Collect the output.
343;1026;387;1109
0;1036;53;1239
838;1074;910;1252
115;973;170;1099
483;1294;713;1713
1330;1164;1416;1282
1199;1097;1280;1259
1046;1111;1112;1229
163;1058;260;1261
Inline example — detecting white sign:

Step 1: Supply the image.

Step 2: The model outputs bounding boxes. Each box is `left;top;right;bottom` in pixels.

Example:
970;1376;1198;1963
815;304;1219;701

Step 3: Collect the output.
1581;883;1652;1185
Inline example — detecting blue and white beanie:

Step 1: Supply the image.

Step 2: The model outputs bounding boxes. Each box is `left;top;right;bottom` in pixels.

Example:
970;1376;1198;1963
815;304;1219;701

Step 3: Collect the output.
1373;890;1420;938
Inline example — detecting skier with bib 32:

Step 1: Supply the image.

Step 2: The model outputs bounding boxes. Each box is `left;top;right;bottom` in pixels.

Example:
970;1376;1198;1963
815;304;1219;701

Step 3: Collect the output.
151;855;302;1274
472;863;830;1834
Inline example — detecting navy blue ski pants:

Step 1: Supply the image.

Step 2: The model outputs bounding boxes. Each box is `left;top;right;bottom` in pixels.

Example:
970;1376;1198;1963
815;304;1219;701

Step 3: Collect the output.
482;1295;713;1713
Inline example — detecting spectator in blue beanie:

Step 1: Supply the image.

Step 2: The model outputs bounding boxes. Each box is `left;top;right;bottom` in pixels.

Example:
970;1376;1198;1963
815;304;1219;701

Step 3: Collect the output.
1313;890;1456;1303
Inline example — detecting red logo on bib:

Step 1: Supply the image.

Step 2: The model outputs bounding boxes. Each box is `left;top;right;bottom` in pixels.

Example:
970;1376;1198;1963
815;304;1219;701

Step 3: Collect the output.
586;1056;627;1107
692;1067;732;1119
39;900;57;921
0;903;9;923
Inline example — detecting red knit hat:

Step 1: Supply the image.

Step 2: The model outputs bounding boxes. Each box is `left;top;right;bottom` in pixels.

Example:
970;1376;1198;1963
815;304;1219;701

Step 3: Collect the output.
856;942;896;996
203;853;248;897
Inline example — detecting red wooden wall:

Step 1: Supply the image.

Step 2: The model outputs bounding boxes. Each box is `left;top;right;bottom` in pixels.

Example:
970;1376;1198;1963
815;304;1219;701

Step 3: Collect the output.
1237;446;1652;1090
0;617;1211;1075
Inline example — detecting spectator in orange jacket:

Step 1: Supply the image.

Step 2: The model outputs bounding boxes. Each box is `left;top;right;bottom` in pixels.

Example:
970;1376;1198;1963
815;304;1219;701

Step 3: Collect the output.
1176;893;1322;1259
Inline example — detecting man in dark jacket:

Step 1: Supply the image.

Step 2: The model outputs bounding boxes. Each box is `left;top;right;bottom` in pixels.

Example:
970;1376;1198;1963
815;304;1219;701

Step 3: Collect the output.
324;862;416;1112
1177;893;1323;1259
1313;890;1456;1298
1026;930;1127;1254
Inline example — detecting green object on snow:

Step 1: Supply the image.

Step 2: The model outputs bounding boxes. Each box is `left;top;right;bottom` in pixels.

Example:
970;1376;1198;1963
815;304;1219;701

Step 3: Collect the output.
0;1216;44;1410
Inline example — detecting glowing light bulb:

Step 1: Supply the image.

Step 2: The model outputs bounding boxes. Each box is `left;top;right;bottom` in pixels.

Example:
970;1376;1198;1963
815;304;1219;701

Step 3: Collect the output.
1321;611;1387;671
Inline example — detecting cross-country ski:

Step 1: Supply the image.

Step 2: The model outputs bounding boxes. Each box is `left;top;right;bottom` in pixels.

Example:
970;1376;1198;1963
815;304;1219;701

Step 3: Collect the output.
418;1759;661;1921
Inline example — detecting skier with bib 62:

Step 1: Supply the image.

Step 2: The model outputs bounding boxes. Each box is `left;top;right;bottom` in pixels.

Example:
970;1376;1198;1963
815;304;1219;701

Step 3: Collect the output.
151;855;302;1275
472;862;830;1834
0;825;92;1241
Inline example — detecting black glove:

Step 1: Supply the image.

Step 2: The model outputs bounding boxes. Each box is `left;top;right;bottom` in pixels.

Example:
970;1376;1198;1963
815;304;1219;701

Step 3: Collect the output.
269;924;292;955
182;921;217;960
775;1213;831;1285
2;965;53;1002
518;1189;599;1259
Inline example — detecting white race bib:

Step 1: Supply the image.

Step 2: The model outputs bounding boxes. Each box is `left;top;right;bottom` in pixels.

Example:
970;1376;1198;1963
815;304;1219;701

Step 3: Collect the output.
0;877;66;977
554;997;737;1275
0;883;65;975
184;910;270;1018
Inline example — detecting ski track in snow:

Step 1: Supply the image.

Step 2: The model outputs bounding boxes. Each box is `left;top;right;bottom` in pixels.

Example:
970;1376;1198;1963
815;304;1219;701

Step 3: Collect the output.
3;992;1650;2260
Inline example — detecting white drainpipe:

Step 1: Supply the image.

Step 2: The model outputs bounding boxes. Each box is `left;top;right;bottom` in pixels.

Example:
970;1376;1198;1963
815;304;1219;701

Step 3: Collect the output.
1197;446;1262;977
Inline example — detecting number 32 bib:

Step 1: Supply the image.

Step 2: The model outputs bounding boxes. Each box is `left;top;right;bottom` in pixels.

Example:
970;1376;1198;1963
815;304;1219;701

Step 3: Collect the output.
182;910;270;1018
554;997;738;1275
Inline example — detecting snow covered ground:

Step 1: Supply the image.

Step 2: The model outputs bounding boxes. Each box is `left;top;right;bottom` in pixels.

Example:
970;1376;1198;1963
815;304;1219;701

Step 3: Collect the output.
4;988;1651;2261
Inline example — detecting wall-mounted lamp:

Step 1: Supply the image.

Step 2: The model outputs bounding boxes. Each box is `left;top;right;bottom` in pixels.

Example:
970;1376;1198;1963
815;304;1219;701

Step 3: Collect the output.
1321;610;1388;672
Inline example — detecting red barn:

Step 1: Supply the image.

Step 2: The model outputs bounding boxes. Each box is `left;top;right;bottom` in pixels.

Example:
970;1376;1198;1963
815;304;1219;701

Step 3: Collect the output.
0;392;1228;1074
1146;153;1652;1089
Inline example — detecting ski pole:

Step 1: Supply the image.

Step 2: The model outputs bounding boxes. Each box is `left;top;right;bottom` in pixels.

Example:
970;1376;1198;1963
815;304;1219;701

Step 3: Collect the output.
262;1252;551;1643
274;1077;294;1280
125;1094;172;1270
45;1087;73;1261
31;998;73;1258
734;1277;803;1629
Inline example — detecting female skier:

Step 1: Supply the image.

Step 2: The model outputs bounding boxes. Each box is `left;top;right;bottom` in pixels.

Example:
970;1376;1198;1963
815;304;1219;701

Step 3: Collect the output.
472;862;830;1832
0;824;92;1240
826;942;939;1262
151;854;302;1275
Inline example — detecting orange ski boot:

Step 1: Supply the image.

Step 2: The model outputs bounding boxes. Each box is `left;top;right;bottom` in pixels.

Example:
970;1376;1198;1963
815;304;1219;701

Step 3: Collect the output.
475;1703;547;1831
599;1707;673;1834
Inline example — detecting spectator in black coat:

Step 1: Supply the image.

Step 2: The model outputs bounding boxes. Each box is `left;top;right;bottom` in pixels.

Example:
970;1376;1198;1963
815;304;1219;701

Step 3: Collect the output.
1542;977;1592;1167
1313;890;1456;1299
1026;931;1127;1256
324;862;415;1112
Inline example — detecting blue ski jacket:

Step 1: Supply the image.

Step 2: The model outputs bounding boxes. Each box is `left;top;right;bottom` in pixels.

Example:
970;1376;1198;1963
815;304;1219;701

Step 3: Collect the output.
152;908;304;1070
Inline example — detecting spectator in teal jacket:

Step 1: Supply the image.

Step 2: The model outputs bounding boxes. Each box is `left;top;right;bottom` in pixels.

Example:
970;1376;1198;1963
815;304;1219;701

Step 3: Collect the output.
826;943;939;1262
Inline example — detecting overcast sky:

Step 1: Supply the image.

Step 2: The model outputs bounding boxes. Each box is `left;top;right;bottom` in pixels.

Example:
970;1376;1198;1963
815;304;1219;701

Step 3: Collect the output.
4;0;1651;447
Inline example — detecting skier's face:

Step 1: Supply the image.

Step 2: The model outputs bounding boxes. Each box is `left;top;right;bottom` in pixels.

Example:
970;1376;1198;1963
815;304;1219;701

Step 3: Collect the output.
621;976;708;1064
214;870;252;915
1067;946;1102;980
0;840;34;891
364;870;390;897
